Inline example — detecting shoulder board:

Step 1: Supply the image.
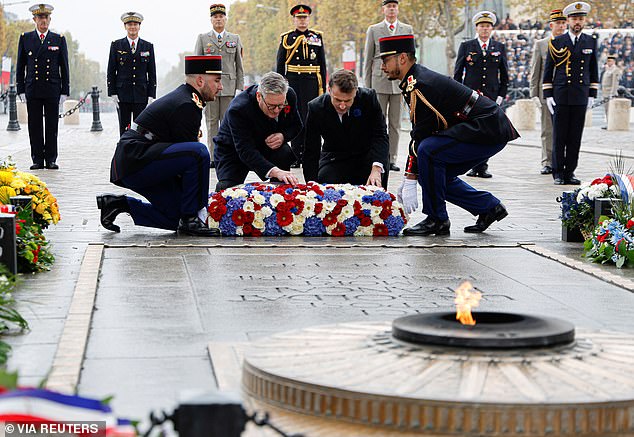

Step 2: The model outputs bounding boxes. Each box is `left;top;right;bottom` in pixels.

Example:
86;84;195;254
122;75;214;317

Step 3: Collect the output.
280;30;293;38
60;34;64;38
311;29;323;35
21;32;24;36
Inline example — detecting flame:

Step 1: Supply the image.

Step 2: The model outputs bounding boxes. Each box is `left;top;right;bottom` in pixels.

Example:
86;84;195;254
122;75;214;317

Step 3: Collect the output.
454;281;482;325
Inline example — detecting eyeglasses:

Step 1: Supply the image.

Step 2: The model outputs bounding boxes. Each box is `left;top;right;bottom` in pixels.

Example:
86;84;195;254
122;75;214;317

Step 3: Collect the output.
261;95;288;111
381;54;398;64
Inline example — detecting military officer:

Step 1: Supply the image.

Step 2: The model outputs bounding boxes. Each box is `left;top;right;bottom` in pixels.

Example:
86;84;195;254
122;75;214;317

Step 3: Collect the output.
363;0;413;172
98;56;223;237
543;1;599;185
601;55;622;122
16;3;69;170
529;9;567;175
379;35;518;236
194;3;244;166
454;11;509;178
107;12;157;137
276;4;327;167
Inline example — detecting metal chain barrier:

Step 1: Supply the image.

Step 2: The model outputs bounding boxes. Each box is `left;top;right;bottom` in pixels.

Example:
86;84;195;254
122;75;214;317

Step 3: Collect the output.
0;91;7;102
591;86;634;109
58;91;91;118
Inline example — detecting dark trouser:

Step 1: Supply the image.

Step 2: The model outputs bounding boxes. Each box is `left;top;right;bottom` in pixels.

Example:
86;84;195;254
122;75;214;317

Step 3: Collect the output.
27;97;59;165
552;104;586;180
117;102;147;137
317;156;389;189
120;142;210;230
215;144;295;192
417;136;506;221
287;73;320;164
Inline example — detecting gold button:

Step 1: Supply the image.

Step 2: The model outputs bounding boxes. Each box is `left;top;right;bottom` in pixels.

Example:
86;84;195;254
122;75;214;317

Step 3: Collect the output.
47;65;49;69
483;67;487;70
35;64;38;68
580;73;583;76
133;59;136;63
581;60;585;63
47;59;50;62
132;74;136;78
568;80;571;83
133;67;136;70
580;80;583;83
35;77;38;80
46;72;49;75
35;58;38;62
581;67;584;70
482;75;486;78
133;82;136;85
483;60;487;63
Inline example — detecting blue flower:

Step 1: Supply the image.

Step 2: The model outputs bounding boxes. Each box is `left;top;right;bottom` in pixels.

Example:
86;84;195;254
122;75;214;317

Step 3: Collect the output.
372;190;391;202
225;198;245;212
219;215;237;234
263;214;285;236
303;216;325;236
323;188;342;202
384;215;405;235
343;217;360;235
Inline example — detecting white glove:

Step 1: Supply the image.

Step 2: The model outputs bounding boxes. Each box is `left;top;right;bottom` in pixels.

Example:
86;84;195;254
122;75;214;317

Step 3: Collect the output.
546;97;556;115
587;97;594;109
111;95;119;108
59;94;67;105
147;97;155;104
532;96;542;109
397;178;419;214
495;96;503;106
235;89;242;97
18;94;25;102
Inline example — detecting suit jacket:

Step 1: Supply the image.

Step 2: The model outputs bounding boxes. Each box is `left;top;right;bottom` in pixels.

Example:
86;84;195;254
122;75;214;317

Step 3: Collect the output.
213;85;302;180
542;32;599;105
107;37;156;103
194;30;244;96
601;66;622;96
363;21;414;94
453;38;508;100
110;83;204;184
529;37;550;99
16;30;69;99
303;87;389;182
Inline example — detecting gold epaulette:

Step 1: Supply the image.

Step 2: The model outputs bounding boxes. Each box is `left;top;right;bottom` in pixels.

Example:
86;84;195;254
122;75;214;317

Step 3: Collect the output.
310;29;323;35
279;30;292;39
547;39;570;68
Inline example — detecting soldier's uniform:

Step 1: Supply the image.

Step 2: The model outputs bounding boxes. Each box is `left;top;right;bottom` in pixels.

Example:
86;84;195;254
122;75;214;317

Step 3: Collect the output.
107;12;157;136
16;3;69;170
194;3;244;163
454;11;509;178
276;4;327;166
543;2;599;184
601;55;622;120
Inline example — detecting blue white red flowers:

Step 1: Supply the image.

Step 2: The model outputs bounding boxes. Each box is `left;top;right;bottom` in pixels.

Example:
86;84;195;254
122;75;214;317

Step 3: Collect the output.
207;182;408;236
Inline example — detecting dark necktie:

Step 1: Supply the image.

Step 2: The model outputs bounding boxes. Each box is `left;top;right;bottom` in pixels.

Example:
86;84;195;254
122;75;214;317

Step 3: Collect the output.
131;40;136;54
574;36;578;47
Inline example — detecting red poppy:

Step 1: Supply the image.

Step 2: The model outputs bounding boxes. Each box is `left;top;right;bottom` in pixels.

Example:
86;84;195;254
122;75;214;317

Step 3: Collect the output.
323;212;338;226
251;228;262;237
379;208;392;220
232;209;249;226
360;216;372;227
314;203;323;215
337;199;347;207
209;203;227;221
331;222;346;237
277;211;294;227
244;211;255;223
373;224;389;236
627;219;634;229
283;105;290;114
597;232;610;243
243;223;254;235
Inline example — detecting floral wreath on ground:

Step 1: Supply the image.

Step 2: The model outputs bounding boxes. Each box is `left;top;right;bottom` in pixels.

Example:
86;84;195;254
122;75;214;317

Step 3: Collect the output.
207;182;408;236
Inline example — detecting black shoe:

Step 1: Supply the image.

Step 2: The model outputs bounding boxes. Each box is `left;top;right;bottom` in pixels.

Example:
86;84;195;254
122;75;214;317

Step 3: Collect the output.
30;163;44;170
464;203;508;233
45;162;59;170
403;217;450;236
565;175;581;185
290;161;301;168
601;126;607;130
389;163;401;171
96;194;129;233
540;165;553;175
553;178;565;185
466;169;478;177
478;170;493;178
178;217;220;237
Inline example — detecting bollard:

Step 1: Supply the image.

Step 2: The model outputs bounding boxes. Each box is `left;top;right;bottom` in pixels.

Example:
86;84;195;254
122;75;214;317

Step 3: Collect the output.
90;86;103;132
607;98;630;131
585;107;593;127
509;99;536;131
63;99;80;125
6;84;20;131
0;213;17;275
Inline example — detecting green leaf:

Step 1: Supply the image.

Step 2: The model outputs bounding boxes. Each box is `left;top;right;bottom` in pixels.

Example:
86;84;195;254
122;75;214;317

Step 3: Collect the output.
0;369;19;389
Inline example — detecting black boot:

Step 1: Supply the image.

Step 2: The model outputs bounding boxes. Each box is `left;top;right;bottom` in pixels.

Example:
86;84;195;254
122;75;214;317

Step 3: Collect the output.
177;217;220;237
464;203;508;233
403;216;450;236
96;194;130;233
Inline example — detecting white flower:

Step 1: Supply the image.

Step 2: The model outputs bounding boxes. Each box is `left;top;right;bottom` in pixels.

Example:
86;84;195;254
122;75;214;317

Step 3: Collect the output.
235;226;244;236
370;205;382;217
252;193;266;205
354;226;373;236
252;218;266;230
339;205;355;220
289;221;305;235
270;193;284;207
261;206;273;217
301;199;316;217
243;201;255;212
208;218;220;229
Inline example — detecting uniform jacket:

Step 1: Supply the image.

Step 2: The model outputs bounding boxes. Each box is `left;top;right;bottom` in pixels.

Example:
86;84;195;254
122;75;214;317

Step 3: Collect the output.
542;32;599;105
16;30;69;99
107;37;157;103
110;83;204;184
194;30;244;96
303;87;389;182
276;29;327;93
401;64;519;174
454;38;509;100
601;66;622;97
529;37;550;99
363;21;414;94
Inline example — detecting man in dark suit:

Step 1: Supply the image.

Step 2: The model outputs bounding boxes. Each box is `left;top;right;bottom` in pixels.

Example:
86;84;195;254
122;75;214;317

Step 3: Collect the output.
303;69;389;187
213;71;302;191
97;56;223;237
107;12;157;136
454;11;509;178
276;4;327;167
380;35;519;236
543;1;598;185
16;3;69;170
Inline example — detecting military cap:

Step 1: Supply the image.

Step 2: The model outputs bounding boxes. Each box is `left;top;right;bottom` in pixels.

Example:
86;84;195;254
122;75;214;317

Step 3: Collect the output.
563;2;591;17
382;0;398;5
29;4;53;15
209;4;226;16
607;54;617;60
121;12;143;24
290;4;311;17
379;34;415;57
472;11;496;26
549;9;566;22
185;55;222;75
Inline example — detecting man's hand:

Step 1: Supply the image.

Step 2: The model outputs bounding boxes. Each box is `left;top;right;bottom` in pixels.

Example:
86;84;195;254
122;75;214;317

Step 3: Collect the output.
18;94;25;103
397;178;419;214
366;166;383;187
532;96;542;109
59;94;67;105
148;97;155;104
269;167;298;185
587;97;594;109
111;95;119;108
264;133;284;150
495;96;503;106
546;97;556;115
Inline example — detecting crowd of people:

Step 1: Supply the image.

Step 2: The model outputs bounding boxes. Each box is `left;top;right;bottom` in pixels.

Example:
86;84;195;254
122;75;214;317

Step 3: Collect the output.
497;16;634;31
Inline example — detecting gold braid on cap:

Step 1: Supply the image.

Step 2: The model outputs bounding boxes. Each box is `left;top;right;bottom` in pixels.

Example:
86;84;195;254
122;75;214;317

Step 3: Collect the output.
282;34;308;64
548;39;572;75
